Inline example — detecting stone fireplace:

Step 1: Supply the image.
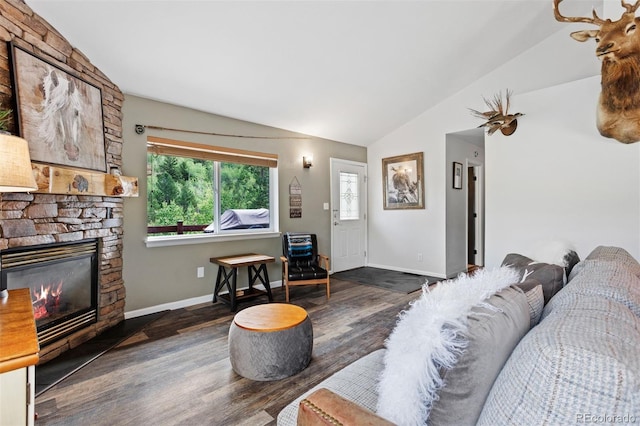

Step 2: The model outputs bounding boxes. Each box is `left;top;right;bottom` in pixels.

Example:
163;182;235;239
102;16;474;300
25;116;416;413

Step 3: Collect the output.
0;1;126;363
0;193;126;363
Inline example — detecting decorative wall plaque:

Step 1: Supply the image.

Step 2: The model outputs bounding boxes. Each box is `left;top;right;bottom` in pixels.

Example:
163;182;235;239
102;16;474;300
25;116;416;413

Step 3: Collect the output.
289;177;302;218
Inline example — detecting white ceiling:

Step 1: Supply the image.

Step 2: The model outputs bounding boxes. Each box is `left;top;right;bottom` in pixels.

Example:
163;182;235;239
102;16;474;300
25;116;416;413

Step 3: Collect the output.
25;0;601;146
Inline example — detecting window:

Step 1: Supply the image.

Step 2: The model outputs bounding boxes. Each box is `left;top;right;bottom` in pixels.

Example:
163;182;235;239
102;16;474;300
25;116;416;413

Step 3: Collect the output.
146;136;278;245
339;171;359;220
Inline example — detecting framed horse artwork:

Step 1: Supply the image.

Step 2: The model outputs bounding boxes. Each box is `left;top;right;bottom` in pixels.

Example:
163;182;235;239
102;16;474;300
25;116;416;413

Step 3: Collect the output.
9;42;106;172
382;152;425;210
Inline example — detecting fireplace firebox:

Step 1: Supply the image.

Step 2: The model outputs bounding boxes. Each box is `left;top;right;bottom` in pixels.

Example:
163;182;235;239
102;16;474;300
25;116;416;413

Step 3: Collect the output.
0;239;99;346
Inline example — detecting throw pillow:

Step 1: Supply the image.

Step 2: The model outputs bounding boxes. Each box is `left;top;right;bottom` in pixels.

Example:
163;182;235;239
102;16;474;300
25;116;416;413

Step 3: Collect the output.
513;279;545;327
376;266;520;426
530;241;580;277
428;286;531;426
502;253;565;304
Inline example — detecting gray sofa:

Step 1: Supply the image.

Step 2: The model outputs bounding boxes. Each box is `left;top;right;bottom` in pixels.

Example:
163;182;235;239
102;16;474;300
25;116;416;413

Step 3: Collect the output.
278;246;640;425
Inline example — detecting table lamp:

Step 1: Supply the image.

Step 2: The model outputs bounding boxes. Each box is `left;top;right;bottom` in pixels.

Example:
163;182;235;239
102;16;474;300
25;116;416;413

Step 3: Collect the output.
0;134;37;298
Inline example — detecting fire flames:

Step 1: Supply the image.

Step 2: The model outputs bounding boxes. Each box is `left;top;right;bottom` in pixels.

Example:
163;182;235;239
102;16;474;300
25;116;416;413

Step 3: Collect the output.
32;281;64;320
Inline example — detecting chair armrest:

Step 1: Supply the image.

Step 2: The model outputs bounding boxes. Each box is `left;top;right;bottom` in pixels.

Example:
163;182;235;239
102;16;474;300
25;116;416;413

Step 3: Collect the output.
297;388;394;426
280;256;289;276
317;254;330;270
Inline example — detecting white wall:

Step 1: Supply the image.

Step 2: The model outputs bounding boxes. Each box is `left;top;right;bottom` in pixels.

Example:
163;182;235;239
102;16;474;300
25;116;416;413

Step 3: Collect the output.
367;24;639;276
367;118;448;276
486;76;640;265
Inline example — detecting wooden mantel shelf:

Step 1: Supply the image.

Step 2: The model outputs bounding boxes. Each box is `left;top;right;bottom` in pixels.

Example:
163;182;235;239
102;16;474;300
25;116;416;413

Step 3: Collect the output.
32;163;139;197
0;289;39;374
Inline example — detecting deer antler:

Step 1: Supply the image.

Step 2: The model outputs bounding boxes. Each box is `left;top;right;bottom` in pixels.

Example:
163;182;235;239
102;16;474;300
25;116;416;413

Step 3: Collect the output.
553;0;606;25
621;0;640;14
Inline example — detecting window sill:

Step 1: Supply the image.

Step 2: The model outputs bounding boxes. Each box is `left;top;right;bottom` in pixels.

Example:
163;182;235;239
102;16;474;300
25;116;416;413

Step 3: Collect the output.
145;231;281;248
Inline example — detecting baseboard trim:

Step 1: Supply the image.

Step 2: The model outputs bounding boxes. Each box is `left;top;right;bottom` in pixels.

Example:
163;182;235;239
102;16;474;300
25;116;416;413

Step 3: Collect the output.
124;280;283;319
364;263;446;279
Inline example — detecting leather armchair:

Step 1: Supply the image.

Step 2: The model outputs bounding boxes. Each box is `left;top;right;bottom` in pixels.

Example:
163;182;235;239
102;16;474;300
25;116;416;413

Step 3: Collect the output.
281;233;330;302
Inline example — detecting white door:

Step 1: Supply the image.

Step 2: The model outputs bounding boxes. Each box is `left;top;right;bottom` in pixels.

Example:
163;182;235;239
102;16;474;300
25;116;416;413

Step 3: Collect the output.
330;158;367;273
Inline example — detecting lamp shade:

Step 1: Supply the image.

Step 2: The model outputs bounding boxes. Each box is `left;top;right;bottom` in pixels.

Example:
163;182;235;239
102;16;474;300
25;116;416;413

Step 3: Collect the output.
0;134;37;192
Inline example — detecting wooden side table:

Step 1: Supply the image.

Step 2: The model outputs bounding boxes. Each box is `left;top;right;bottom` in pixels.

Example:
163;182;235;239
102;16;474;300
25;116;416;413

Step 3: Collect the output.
210;253;275;311
0;288;39;426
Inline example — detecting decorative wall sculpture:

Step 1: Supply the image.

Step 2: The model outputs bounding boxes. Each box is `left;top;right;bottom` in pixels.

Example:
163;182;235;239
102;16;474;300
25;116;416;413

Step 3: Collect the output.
554;0;640;144
469;89;523;136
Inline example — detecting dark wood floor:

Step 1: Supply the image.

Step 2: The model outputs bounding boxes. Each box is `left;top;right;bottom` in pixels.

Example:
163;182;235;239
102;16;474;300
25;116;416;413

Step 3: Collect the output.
34;278;420;426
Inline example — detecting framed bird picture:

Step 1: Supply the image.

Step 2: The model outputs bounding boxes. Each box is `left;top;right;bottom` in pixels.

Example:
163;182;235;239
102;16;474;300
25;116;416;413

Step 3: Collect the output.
382;152;425;210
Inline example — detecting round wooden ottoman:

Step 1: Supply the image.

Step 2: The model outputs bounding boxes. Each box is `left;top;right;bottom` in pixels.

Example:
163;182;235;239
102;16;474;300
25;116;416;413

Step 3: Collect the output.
228;303;313;381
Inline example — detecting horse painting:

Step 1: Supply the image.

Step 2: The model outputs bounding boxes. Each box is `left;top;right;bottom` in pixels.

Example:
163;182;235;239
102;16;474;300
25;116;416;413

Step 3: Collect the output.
39;70;82;163
10;43;106;171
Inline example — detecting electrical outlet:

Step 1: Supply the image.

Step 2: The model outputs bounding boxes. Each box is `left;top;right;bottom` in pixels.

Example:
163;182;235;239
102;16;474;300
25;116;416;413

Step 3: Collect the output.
417;253;423;262
197;267;205;278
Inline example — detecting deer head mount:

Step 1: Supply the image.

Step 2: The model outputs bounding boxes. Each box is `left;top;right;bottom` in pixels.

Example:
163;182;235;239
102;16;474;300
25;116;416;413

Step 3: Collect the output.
554;0;640;144
469;90;524;136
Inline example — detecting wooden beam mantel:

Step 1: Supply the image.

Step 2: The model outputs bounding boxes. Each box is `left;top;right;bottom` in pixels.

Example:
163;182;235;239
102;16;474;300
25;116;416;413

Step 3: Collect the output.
32;164;139;197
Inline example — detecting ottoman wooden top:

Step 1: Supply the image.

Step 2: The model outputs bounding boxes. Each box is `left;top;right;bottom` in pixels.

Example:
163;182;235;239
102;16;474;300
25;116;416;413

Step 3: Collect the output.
233;303;308;332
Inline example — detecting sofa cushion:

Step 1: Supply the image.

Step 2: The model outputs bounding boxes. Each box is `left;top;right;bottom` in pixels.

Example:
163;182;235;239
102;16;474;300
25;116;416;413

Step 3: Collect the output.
427;286;530;426
579;245;640;278
478;296;640;425
502;253;565;304
553;258;640;319
276;349;385;426
376;267;520;425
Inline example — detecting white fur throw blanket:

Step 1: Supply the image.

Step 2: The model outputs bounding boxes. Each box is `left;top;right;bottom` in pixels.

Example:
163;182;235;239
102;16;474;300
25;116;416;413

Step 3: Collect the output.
376;266;520;425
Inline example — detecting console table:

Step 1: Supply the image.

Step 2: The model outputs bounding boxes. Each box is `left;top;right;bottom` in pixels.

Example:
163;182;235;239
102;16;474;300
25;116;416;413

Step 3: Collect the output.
210;253;275;311
0;288;39;426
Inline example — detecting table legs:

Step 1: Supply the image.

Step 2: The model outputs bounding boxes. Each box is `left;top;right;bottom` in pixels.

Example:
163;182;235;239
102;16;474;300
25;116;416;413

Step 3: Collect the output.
213;263;273;311
213;265;238;311
248;263;273;302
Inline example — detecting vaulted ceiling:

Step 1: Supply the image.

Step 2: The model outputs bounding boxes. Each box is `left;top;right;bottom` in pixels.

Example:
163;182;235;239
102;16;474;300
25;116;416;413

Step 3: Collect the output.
26;0;603;146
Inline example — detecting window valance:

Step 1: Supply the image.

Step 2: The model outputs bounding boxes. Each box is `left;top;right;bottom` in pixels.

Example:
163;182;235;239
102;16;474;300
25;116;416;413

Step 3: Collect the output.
146;136;278;168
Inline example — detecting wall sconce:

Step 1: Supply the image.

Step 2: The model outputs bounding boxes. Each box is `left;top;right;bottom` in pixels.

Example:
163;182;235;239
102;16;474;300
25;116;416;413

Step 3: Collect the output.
303;155;313;168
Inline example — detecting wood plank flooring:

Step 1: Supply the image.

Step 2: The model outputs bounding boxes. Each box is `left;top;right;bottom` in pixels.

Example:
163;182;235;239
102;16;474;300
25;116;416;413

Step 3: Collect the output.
34;278;421;426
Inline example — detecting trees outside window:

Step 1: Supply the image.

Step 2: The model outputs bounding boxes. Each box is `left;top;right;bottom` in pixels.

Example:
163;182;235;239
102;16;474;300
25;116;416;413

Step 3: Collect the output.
147;153;273;235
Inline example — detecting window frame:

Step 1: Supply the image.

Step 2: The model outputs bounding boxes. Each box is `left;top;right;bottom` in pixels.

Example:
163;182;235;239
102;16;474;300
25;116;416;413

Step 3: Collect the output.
144;136;279;248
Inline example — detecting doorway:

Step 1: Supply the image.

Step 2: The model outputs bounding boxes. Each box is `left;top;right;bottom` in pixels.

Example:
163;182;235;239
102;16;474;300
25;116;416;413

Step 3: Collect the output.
445;128;485;277
467;164;484;267
330;158;367;273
